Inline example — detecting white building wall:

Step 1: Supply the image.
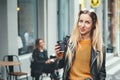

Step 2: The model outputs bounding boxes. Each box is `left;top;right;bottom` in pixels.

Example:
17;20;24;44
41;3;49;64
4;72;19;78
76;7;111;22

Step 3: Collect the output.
96;0;104;40
47;0;58;56
7;0;18;55
69;0;79;33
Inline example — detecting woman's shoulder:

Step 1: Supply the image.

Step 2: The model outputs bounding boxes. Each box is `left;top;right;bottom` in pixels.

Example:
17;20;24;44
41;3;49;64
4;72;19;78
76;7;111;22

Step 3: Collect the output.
33;48;39;52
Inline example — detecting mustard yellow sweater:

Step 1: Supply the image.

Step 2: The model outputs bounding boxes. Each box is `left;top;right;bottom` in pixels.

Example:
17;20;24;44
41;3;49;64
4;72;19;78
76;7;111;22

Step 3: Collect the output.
69;40;92;80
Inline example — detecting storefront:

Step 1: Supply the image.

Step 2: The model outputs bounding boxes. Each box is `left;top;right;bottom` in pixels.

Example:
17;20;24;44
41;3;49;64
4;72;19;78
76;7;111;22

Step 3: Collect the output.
0;0;79;78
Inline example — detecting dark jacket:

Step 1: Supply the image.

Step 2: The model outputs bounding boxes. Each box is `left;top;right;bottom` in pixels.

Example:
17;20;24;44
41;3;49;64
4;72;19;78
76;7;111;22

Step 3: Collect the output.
30;48;48;77
58;43;106;80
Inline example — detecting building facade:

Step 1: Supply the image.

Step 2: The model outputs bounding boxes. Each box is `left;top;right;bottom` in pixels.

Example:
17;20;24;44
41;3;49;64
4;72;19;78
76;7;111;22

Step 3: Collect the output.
0;0;79;78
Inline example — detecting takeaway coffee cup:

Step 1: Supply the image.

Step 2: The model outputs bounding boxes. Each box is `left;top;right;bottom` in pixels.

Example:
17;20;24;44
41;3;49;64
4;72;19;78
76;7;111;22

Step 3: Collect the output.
56;40;65;59
57;40;65;52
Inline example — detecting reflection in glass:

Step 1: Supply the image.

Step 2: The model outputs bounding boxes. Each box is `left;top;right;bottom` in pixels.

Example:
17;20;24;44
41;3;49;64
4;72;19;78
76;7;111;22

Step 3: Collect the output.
18;0;38;55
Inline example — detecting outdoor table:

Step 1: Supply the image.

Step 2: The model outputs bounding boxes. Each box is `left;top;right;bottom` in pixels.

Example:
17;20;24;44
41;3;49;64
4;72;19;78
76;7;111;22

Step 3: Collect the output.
0;61;20;66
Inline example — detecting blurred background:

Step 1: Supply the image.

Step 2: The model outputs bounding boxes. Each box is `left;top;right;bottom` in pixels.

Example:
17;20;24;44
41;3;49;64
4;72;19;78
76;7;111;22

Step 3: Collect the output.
0;0;120;80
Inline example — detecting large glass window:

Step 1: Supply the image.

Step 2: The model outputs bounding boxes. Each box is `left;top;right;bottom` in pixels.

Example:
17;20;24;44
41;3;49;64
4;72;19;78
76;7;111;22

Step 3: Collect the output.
18;0;38;55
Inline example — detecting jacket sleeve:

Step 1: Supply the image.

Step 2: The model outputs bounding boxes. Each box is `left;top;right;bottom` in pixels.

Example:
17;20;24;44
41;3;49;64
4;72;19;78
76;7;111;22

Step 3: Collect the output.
44;50;49;60
99;46;106;80
58;52;66;69
57;43;68;69
58;44;68;69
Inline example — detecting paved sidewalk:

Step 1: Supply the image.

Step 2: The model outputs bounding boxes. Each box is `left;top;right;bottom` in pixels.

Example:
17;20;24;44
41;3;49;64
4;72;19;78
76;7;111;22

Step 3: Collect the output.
106;53;120;80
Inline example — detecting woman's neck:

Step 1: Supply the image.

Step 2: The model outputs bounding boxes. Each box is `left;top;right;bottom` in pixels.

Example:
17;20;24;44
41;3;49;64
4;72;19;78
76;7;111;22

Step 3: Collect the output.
81;34;91;40
38;47;44;51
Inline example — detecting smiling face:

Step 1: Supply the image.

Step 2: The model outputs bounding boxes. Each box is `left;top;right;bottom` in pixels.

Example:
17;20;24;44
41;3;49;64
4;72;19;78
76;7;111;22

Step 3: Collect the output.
78;14;93;38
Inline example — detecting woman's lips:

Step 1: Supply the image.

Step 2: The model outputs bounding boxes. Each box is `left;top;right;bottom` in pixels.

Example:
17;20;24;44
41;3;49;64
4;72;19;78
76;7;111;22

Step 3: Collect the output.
80;28;85;32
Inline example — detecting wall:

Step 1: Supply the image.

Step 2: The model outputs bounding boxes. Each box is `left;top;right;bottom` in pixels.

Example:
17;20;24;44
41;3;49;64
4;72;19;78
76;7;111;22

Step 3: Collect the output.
0;0;18;58
96;0;104;38
47;0;58;56
38;0;45;40
0;1;8;79
7;0;18;55
0;0;8;60
70;0;79;33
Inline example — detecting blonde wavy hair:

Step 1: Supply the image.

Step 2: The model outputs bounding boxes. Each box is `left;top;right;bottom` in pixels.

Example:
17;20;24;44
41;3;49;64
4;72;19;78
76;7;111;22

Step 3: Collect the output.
66;9;103;69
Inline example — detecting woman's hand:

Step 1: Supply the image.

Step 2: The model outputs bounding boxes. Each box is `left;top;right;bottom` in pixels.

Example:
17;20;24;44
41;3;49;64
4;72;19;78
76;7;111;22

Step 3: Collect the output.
55;44;63;60
45;59;51;64
45;59;55;64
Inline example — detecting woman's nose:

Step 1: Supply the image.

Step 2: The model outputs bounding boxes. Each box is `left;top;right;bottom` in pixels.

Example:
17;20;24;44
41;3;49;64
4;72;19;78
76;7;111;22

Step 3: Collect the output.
81;23;85;27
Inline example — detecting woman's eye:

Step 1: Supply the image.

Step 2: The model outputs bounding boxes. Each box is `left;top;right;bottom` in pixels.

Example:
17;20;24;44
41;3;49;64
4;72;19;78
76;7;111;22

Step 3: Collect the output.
79;20;83;23
86;21;90;24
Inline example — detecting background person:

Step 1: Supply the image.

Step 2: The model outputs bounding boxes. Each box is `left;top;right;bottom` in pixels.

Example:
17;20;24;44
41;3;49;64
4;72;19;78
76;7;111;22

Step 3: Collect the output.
24;31;34;53
30;38;58;80
55;9;106;80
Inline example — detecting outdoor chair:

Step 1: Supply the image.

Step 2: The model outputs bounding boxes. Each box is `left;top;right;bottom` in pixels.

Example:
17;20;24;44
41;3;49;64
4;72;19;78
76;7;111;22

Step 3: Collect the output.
3;55;28;80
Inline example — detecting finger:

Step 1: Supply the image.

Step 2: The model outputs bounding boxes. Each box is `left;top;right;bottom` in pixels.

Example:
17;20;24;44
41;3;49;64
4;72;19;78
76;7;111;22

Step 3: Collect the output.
55;46;60;50
55;48;60;53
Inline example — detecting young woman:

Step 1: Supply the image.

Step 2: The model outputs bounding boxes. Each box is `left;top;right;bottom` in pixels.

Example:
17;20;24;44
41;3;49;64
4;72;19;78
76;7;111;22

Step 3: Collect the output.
31;38;58;80
55;9;106;80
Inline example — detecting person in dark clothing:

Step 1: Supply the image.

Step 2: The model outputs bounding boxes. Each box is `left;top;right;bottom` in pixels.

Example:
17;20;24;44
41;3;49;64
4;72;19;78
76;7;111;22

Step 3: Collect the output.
30;38;58;80
55;9;106;80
